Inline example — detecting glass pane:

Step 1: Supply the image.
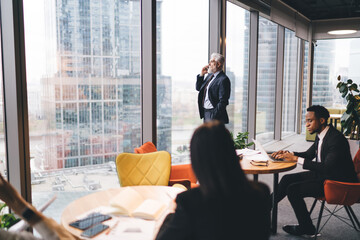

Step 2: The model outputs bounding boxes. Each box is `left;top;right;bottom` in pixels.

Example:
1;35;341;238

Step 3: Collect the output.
23;0;141;220
256;17;277;143
312;40;336;107
313;38;360;108
156;0;209;164
301;41;309;133
282;29;298;137
226;1;250;134
0;29;6;179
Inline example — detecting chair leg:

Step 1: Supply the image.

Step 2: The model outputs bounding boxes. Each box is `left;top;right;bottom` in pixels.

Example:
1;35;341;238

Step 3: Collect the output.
314;200;325;240
346;206;360;231
344;206;358;231
309;198;318;215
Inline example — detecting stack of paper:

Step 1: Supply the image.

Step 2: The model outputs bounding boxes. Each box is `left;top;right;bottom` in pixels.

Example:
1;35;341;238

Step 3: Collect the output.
236;148;261;156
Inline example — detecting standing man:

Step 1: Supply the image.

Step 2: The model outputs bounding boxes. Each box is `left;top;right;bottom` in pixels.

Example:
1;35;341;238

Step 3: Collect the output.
271;105;358;237
196;53;231;123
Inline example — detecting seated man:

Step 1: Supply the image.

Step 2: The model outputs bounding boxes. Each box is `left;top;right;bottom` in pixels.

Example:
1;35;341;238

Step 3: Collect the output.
272;105;358;236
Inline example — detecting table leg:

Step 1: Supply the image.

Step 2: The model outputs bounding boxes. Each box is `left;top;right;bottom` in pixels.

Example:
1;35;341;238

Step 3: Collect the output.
253;174;258;182
272;173;279;234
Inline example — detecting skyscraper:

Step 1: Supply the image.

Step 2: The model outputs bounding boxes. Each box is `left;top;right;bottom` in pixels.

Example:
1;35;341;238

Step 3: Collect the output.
40;0;171;170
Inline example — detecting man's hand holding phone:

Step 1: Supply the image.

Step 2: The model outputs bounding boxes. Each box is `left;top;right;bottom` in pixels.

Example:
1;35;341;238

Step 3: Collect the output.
200;65;209;76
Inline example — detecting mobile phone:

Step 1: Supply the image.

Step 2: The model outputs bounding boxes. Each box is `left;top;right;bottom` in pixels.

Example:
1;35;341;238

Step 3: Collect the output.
81;223;109;238
69;214;112;230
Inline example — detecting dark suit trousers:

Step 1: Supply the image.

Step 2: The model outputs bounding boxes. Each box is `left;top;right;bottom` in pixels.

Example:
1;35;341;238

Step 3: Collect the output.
276;171;324;228
203;108;214;122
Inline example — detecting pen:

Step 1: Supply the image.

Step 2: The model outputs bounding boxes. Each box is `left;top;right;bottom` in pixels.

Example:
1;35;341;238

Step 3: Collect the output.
105;219;120;235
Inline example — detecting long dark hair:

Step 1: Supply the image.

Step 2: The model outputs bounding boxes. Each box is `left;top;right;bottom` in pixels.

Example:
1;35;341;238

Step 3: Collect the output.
190;121;249;197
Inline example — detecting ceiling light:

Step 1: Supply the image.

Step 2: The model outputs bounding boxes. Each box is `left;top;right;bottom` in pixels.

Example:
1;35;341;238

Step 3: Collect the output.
328;30;357;35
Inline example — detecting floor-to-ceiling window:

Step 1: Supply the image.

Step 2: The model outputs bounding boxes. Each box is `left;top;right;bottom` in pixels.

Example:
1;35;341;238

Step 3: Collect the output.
313;38;360;108
256;16;277;143
282;29;298;137
225;1;250;135
23;0;141;219
156;0;209;164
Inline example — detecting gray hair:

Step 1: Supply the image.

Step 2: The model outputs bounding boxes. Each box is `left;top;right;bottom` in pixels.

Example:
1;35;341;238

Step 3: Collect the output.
210;53;225;67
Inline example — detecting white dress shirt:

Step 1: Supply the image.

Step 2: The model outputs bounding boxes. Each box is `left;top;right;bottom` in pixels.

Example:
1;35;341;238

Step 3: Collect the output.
203;71;220;109
298;125;330;165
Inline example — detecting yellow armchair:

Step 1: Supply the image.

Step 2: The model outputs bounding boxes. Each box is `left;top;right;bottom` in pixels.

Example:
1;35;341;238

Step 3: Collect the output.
116;151;171;187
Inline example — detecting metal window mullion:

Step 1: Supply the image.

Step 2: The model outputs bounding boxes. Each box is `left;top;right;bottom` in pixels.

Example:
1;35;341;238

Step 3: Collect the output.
141;0;156;144
209;0;222;56
247;11;259;142
307;40;314;108
296;39;305;134
1;0;31;201
274;25;284;141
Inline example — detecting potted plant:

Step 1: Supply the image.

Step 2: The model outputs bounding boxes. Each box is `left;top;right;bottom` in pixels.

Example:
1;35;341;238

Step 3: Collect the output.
336;75;360;140
231;132;254;160
232;131;254;149
0;203;20;229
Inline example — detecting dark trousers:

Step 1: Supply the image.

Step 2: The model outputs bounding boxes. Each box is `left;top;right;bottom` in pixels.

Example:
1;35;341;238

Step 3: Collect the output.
276;171;324;228
203;108;215;122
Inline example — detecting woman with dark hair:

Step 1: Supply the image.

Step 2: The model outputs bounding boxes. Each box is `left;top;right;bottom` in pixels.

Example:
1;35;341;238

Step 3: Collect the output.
156;121;271;240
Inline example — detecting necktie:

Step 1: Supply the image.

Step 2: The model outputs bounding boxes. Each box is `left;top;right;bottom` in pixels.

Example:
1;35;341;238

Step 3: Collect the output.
315;136;320;162
202;74;214;106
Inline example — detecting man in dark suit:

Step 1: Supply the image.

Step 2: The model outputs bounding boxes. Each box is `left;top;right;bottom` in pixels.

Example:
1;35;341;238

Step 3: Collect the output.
196;53;231;123
271;105;358;237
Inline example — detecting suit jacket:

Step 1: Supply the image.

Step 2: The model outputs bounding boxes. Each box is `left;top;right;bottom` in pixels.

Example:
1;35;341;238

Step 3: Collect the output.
196;71;231;123
294;125;358;183
156;182;271;240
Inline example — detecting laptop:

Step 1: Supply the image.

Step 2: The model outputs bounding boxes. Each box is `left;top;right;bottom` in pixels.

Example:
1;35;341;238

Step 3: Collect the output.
252;139;294;163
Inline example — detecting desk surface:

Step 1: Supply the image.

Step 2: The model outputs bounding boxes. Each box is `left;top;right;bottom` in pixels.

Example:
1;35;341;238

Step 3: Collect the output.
240;158;297;174
61;186;184;239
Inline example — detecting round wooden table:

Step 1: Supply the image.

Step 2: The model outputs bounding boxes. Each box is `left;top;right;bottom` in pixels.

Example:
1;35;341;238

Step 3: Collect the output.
240;159;297;234
61;186;184;239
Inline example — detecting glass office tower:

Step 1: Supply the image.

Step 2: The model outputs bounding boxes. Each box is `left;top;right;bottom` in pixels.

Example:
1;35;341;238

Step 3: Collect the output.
26;0;171;184
39;0;143;170
312;41;335;107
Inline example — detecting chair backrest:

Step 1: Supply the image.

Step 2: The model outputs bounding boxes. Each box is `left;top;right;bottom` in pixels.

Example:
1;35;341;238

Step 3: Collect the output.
353;148;360;182
116;151;171;186
134;141;157;154
170;164;197;184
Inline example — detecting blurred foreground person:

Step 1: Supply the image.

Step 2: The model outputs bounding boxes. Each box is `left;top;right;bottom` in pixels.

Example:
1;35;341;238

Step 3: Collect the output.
0;173;78;240
156;121;271;240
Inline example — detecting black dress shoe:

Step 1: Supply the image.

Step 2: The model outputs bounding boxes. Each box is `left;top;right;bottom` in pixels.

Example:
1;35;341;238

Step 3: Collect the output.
282;224;318;237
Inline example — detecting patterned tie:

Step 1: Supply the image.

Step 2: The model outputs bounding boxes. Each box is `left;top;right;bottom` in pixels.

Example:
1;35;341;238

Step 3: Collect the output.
202;74;214;106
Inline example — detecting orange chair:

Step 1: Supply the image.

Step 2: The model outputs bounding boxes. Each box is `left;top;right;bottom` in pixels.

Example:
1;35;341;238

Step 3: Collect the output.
134;142;198;189
170;164;199;189
134;141;157;154
310;150;360;239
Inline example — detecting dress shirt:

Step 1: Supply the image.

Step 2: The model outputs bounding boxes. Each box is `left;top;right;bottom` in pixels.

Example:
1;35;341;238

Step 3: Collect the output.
203;70;220;109
297;125;330;165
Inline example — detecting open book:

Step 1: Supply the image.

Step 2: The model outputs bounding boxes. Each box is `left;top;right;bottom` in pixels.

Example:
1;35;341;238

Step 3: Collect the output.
109;187;167;220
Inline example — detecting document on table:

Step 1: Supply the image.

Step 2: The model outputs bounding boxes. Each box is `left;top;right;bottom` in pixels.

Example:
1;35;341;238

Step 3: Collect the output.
244;153;269;162
236;148;261;156
96;217;155;240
